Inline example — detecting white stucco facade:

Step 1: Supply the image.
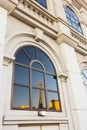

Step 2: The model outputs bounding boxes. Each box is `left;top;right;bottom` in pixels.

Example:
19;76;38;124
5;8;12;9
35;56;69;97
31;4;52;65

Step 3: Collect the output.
0;0;87;130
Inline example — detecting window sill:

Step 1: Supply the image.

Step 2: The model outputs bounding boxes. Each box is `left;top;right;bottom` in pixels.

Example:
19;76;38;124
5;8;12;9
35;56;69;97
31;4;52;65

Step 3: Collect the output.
3;114;68;125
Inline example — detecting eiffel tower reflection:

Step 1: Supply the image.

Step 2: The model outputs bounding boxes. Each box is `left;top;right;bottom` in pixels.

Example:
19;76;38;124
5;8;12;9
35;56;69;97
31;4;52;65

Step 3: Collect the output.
38;81;43;109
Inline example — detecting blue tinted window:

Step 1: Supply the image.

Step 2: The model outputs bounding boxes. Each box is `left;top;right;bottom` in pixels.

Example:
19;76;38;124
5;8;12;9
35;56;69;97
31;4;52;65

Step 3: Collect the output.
46;74;57;91
65;6;83;34
44;60;55;74
81;69;87;95
12;46;61;111
14;65;29;86
35;0;47;8
12;85;29;108
32;62;43;70
24;46;36;60
37;49;48;64
15;48;30;65
32;70;44;88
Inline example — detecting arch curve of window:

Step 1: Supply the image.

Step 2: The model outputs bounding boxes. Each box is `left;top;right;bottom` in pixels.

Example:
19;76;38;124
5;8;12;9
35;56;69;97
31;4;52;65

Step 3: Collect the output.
12;46;61;111
65;6;83;34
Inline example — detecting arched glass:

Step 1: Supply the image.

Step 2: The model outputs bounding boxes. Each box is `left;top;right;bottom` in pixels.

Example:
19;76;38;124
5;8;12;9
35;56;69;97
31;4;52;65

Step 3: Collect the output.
81;69;87;95
65;6;83;34
12;46;61;111
35;0;47;8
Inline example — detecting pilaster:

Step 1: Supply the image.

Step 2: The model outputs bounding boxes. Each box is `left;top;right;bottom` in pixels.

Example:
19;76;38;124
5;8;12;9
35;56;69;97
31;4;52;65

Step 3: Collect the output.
53;0;66;20
59;73;74;130
0;7;7;130
59;42;87;130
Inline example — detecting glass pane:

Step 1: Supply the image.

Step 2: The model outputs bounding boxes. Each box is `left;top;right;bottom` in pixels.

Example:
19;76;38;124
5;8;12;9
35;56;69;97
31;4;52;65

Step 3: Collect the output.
83;69;87;78
39;0;47;8
15;49;29;65
44;60;55;74
81;70;87;84
32;88;46;109
32;70;44;88
71;16;75;23
37;49;48;64
65;6;70;13
78;26;82;33
48;91;61;111
46;74;57;91
67;18;72;25
72;22;77;29
24;46;36;60
84;85;87;95
71;11;78;19
32;62;43;70
66;12;70;19
12;85;29;108
14;65;29;85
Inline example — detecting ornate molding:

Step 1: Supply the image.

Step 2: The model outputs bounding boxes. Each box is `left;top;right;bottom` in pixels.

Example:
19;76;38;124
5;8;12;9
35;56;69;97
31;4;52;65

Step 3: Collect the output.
11;0;58;39
72;0;87;10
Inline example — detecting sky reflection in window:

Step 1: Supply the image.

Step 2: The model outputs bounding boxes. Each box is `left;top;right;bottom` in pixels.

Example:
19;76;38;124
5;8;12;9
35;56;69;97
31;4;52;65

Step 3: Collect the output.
12;46;61;111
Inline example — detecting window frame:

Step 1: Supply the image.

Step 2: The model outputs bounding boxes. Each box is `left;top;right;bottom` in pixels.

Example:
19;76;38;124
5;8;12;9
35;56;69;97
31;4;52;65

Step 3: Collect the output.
11;46;62;112
65;6;83;34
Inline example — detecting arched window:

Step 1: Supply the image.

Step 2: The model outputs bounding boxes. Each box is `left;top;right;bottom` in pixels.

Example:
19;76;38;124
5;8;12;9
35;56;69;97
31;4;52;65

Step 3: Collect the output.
81;69;87;95
65;6;83;34
12;46;61;111
35;0;47;8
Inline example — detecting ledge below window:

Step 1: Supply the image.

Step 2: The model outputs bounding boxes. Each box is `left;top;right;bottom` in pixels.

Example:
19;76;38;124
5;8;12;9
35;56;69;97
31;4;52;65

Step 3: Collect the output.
3;115;68;125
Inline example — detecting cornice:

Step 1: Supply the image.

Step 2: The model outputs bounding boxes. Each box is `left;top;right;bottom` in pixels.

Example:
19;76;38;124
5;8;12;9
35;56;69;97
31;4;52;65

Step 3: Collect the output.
10;0;58;39
57;32;87;56
0;0;18;14
72;0;87;10
57;18;87;55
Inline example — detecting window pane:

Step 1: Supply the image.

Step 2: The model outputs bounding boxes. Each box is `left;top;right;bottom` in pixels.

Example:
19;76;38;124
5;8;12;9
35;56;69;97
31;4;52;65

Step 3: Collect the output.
65;6;83;35
44;60;55;73
66;12;70;19
39;0;47;8
83;70;87;78
32;70;44;88
48;92;61;111
24;46;36;60
72;22;77;29
32;62;43;70
14;65;29;85
12;85;29;108
78;26;82;33
46;74;57;91
32;88;46;109
15;49;30;65
67;18;72;25
84;85;87;95
71;16;75;23
35;0;47;8
37;49;48;64
81;70;87;84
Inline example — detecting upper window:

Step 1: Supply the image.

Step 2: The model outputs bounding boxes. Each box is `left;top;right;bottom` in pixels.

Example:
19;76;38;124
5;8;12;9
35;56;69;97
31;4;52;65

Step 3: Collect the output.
12;46;61;112
65;6;83;34
81;69;87;95
35;0;47;8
